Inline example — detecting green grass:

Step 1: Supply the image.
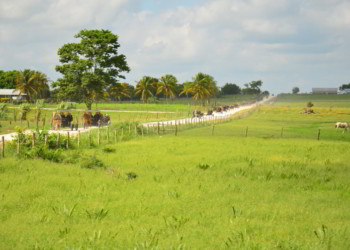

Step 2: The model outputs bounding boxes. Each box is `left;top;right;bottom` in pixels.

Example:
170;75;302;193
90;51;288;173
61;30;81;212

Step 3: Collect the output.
0;95;350;249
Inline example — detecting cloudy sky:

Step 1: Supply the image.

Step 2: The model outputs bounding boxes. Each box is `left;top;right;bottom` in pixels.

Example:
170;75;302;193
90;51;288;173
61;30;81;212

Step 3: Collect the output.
0;0;349;94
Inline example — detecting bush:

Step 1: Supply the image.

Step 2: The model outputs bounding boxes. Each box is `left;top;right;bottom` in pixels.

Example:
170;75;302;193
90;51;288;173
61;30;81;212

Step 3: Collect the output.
0;98;10;103
19;103;31;120
80;155;106;169
307;102;314;108
0;104;8;120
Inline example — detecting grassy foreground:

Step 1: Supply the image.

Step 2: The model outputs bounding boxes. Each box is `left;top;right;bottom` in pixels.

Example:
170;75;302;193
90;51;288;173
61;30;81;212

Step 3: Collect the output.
0;94;349;249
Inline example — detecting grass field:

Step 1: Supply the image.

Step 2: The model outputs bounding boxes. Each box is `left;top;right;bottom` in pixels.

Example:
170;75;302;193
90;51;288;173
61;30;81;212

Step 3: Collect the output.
0;94;349;249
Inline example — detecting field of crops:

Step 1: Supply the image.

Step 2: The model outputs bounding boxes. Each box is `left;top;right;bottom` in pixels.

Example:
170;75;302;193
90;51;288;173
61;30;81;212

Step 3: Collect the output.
0;94;349;249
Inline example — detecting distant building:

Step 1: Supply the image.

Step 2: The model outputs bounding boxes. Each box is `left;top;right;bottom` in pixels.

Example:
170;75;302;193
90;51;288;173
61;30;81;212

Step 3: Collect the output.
312;88;338;94
338;89;350;94
0;89;26;99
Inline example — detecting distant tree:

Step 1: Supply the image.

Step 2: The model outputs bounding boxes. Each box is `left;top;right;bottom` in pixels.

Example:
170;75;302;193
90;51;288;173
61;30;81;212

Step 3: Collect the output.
180;73;218;105
262;90;270;95
108;82;132;101
339;83;350;90
53;29;130;109
157;74;178;103
16;69;49;102
221;83;241;95
242;80;262;94
135;76;158;103
292;87;300;94
307;101;314;108
0;70;19;89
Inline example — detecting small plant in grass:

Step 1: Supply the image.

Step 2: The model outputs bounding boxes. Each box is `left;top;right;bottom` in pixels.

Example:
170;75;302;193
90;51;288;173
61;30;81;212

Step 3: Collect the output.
102;147;116;153
307;101;314;108
127;172;137;179
197;163;211;170
80;155;106;169
86;208;109;221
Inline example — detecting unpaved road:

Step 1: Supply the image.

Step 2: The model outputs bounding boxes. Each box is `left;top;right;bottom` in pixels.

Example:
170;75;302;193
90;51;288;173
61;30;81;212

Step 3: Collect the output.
142;96;276;127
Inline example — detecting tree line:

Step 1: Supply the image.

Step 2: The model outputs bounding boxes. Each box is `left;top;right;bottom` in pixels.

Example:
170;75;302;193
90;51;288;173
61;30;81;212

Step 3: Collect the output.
1;29;268;108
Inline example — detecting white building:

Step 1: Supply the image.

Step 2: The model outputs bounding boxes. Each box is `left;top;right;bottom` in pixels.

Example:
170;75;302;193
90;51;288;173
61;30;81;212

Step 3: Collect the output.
312;88;338;94
338;89;350;94
0;89;26;99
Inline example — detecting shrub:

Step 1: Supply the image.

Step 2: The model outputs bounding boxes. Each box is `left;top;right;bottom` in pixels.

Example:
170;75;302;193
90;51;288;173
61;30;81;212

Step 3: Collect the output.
19;103;31;120
197;163;211;170
0;98;10;103
80;155;106;169
307;102;314;108
57;102;76;110
102;147;116;153
0;104;8;120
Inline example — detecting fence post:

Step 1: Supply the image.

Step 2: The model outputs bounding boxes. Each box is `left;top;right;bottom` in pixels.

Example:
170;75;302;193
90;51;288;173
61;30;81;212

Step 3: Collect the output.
121;127;124;137
44;134;48;146
78;131;80;148
128;124;131;134
1;136;4;158
98;128;100;146
281;127;284;138
157;122;160;135
32;133;36;149
141;126;144;138
67;132;70;149
106;126;109;142
175;124;178;136
212;125;215;136
114;130;117;143
245;126;248;137
317;129;321;141
135;125;137;137
162;123;165;133
89;130;91;147
43;118;46;129
147;125;149;135
17;136;20;154
57;133;60;148
27;120;30;129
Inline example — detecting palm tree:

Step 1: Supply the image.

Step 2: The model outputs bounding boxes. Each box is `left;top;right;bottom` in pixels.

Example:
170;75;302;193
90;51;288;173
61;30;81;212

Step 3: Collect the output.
109;82;132;101
180;73;218;105
135;76;158;103
157;74;177;103
16;69;49;102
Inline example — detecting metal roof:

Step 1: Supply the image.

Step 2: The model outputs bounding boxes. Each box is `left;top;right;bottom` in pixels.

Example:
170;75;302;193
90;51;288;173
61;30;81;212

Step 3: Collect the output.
0;89;26;95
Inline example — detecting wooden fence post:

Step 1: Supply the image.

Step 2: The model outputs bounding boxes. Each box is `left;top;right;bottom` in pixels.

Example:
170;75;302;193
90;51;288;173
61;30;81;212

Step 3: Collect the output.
67;132;70;149
17;136;20;154
317;129;321;141
57;133;60;148
107;126;110;142
27;120;30;129
78;131;80;148
44;134;48;146
135;125;137;137
98;128;100;146
89;130;92;147
245;126;248;137
281;127;284;138
2;136;4;158
157;122;160;135
212;125;215;136
32;133;36;149
175;124;178;136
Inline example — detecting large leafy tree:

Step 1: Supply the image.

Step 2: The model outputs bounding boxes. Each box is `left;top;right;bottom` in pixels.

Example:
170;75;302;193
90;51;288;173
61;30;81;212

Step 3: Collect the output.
221;83;241;95
180;73;218;105
242;80;262;95
339;83;350;90
53;29;130;109
135;76;158;103
15;69;49;102
0;70;19;89
157;74;178;102
292;87;300;94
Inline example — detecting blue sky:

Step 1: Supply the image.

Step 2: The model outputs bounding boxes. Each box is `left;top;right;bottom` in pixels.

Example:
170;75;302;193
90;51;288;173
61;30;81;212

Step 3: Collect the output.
0;0;349;94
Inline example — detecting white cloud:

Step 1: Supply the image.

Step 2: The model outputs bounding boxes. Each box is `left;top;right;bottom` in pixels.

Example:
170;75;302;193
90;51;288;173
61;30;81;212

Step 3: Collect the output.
0;0;349;93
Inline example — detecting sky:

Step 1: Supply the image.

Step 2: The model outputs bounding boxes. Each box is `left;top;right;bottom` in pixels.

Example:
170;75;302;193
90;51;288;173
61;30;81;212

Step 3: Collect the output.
0;0;349;94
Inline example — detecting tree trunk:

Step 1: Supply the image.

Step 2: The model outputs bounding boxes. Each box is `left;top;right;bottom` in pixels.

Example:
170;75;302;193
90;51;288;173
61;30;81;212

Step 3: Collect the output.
86;103;92;110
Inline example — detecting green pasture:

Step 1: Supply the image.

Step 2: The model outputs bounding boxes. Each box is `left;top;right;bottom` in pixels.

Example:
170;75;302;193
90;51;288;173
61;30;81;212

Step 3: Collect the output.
0;95;350;249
